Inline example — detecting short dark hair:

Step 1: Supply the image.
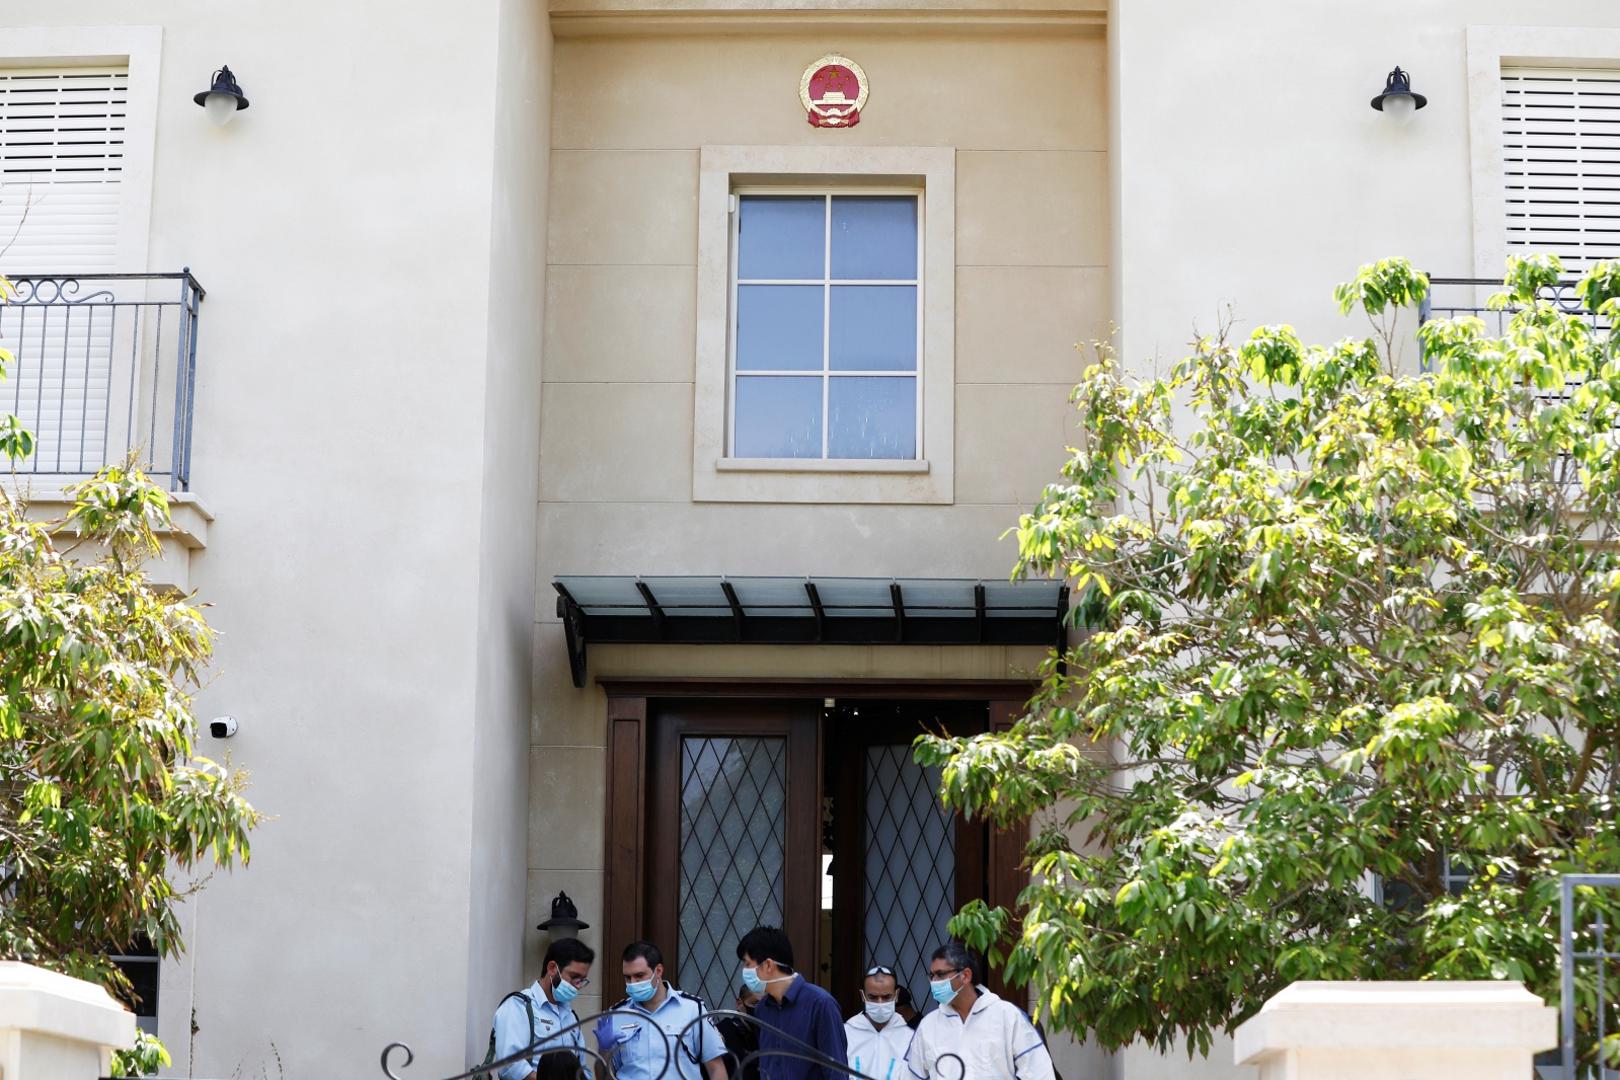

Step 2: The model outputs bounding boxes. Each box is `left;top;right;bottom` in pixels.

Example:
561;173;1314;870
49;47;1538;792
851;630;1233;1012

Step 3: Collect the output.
536;1050;587;1080
623;940;664;969
895;984;914;1007
930;942;980;984
544;938;596;974
736;926;795;972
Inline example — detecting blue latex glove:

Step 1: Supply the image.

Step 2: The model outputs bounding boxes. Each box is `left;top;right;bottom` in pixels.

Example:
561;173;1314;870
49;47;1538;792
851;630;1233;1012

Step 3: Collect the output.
594;1016;621;1054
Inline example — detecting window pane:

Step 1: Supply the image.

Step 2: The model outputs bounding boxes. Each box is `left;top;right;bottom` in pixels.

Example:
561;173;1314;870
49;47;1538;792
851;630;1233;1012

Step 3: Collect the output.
831;196;917;280
829;285;916;371
738;196;825;280
735;376;822;457
736;285;823;371
829;376;915;459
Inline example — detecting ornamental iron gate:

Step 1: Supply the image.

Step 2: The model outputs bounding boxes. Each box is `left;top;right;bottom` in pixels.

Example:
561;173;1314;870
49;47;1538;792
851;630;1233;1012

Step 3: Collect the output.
380;1007;966;1080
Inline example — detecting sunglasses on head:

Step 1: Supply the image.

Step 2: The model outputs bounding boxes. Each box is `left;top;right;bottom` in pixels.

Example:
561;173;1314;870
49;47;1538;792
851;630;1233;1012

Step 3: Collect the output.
864;965;897;978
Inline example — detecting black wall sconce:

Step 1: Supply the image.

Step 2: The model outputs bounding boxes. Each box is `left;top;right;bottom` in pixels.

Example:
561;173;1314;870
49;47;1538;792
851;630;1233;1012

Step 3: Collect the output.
1371;66;1426;126
537;890;589;940
194;66;249;126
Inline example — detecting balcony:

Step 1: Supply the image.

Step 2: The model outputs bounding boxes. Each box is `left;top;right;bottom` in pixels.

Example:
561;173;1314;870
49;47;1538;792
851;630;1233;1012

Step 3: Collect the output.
1;271;209;589
1421;275;1600;334
1;271;203;491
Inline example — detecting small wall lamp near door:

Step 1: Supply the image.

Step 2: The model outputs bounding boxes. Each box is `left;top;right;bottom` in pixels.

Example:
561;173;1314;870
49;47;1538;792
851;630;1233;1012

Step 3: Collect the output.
537;891;589;940
1371;66;1427;126
194;66;249;126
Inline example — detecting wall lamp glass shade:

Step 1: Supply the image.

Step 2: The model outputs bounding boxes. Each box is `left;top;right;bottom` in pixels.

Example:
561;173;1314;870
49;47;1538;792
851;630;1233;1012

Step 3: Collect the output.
194;66;249;126
1371;66;1426;126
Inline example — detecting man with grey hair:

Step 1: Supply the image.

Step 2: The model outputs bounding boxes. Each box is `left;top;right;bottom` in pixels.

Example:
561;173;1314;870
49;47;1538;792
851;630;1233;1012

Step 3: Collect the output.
905;943;1055;1080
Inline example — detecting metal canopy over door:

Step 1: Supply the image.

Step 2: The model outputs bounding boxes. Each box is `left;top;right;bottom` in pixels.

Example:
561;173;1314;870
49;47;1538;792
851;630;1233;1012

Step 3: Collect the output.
0;66;129;473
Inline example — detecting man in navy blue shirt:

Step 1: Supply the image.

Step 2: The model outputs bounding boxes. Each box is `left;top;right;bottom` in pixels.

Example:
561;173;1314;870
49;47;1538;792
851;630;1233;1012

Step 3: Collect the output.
736;926;848;1080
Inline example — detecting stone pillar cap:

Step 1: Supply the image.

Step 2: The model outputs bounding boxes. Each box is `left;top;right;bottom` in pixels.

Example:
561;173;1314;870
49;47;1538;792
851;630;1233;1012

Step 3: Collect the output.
1234;980;1558;1065
0;960;137;1050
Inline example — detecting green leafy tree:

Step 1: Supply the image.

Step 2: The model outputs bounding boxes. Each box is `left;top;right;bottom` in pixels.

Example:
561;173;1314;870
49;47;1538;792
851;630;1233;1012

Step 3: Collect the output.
920;256;1620;1066
0;275;261;1074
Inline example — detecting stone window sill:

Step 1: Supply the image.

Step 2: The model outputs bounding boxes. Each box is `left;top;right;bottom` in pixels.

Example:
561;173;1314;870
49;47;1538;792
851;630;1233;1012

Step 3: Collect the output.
714;458;931;475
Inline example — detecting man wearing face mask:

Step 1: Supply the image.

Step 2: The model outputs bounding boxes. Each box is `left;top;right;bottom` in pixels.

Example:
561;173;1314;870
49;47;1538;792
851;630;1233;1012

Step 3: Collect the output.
843;965;913;1080
905;942;1054;1080
593;940;728;1080
492;938;596;1080
736;926;848;1080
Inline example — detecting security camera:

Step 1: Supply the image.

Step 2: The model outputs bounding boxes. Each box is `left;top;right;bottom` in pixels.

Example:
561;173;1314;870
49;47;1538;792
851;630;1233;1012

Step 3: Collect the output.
209;716;238;739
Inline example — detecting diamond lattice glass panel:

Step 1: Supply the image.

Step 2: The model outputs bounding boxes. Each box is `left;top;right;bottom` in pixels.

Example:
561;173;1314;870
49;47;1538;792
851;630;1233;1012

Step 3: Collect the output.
680;737;788;1010
863;744;955;1010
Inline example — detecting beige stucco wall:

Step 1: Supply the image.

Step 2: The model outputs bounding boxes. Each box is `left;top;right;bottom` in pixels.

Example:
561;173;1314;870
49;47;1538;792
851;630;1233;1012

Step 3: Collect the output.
530;9;1109;1067
470;0;555;1066
0;4;548;1077
1099;6;1620;1079
1110;0;1620;379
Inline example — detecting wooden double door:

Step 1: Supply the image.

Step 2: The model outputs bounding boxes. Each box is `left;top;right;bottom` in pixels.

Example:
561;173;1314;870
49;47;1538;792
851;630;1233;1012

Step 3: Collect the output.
602;685;1028;1016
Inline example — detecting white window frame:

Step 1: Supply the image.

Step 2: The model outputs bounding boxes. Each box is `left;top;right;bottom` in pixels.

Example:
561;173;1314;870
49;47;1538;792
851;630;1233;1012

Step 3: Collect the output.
728;186;923;462
1467;26;1620;278
694;145;955;504
0;26;162;274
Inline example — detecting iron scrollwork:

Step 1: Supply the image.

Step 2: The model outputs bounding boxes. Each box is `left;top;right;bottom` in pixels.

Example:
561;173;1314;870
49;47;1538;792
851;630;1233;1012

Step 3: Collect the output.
381;1005;966;1080
5;275;116;306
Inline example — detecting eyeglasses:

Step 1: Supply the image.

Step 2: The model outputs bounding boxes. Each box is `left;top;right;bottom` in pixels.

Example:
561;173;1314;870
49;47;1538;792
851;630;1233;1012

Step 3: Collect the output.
864;965;896;978
564;973;592;988
926;967;960;981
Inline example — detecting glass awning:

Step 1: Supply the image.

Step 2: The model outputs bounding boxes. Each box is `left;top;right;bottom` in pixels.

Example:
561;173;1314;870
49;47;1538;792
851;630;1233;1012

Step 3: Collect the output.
551;574;1069;687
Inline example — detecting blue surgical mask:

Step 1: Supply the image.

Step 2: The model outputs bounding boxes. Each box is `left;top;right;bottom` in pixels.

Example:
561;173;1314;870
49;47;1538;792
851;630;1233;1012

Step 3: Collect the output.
552;976;580;1005
741;965;767;995
626;977;658;1004
929;974;961;1006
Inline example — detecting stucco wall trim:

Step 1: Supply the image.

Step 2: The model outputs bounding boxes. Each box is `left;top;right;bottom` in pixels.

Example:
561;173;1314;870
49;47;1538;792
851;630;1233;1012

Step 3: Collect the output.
1467;25;1620;278
694;144;955;504
549;11;1104;37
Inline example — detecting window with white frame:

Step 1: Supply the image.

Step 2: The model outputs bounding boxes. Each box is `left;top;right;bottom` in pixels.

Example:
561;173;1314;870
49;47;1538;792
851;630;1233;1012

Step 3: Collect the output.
729;191;921;460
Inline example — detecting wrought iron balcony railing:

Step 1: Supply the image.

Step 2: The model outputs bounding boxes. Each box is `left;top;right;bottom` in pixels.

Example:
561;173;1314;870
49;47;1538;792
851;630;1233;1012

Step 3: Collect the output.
1420;275;1601;334
1;271;204;492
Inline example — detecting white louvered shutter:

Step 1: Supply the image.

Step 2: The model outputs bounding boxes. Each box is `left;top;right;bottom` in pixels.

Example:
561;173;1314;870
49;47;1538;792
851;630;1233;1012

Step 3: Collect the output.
0;66;128;475
1502;66;1620;273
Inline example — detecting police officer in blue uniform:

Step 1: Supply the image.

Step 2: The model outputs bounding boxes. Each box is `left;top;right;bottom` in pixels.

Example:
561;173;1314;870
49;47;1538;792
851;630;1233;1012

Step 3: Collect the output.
594;941;728;1080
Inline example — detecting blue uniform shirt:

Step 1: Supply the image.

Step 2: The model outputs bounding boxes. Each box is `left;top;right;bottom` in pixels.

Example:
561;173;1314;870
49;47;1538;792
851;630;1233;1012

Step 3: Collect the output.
600;981;726;1080
493;982;586;1080
753;975;850;1080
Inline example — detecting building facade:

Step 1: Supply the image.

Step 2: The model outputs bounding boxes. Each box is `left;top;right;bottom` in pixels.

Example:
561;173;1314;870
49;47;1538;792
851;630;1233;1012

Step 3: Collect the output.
3;2;1619;1079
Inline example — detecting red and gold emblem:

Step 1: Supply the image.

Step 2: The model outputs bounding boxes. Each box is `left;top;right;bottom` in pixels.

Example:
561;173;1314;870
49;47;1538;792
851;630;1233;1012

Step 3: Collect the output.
800;56;868;128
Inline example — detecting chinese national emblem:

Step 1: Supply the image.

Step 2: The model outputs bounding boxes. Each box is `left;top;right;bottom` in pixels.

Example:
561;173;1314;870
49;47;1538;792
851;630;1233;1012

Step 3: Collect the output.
800;56;868;128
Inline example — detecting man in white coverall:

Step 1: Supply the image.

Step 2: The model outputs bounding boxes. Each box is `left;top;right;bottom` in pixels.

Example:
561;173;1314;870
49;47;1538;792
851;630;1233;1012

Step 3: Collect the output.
905;943;1055;1080
843;965;914;1080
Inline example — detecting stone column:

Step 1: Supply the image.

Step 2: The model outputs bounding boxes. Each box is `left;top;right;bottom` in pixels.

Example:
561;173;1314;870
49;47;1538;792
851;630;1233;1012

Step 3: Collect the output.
0;961;136;1080
1234;981;1557;1080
